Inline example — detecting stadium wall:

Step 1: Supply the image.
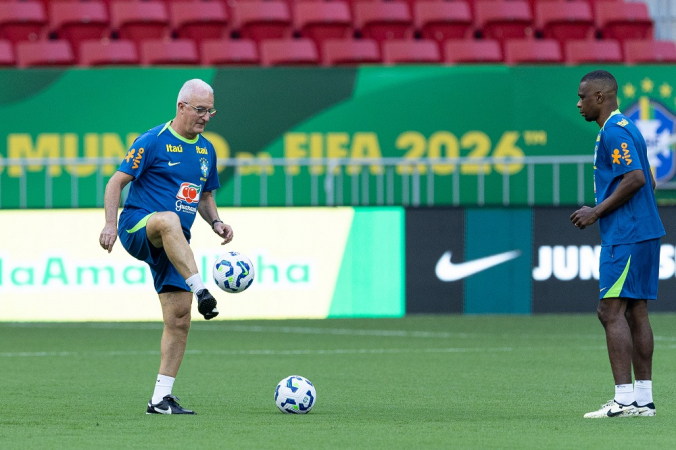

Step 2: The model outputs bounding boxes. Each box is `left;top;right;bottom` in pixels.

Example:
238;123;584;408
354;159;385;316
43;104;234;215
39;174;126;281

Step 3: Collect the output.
3;206;676;321
2;66;676;208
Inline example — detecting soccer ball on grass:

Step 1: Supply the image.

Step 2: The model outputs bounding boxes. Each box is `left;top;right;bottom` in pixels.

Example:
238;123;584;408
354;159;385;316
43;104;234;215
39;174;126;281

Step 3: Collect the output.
275;376;316;414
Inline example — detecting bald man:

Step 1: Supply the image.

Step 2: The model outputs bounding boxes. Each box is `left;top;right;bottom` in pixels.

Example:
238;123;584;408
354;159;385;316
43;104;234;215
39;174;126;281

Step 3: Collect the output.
99;79;234;415
572;70;664;418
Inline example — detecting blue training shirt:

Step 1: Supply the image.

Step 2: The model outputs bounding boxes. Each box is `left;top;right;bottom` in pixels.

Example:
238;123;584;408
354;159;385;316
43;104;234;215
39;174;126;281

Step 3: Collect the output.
118;121;221;240
593;110;665;246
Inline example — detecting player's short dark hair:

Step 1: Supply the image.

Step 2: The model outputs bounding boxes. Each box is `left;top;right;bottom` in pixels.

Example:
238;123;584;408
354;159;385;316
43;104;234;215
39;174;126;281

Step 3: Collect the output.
580;70;618;93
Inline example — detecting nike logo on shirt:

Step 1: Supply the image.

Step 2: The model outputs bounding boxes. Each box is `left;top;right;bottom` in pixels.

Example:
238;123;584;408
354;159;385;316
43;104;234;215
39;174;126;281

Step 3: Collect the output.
435;250;522;282
168;162;180;166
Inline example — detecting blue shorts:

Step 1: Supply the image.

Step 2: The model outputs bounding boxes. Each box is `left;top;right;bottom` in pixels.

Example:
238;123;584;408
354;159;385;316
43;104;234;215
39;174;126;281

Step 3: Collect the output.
118;210;190;294
599;238;660;300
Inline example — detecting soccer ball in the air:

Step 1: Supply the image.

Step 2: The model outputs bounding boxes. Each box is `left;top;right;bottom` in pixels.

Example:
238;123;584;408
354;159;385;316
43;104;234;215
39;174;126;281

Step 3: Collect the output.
212;252;255;293
274;376;316;414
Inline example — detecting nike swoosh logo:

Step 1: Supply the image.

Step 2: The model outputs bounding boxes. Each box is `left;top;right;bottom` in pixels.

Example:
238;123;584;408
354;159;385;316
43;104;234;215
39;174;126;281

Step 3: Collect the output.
168;162;180;166
600;287;608;293
154;406;172;414
435;250;522;282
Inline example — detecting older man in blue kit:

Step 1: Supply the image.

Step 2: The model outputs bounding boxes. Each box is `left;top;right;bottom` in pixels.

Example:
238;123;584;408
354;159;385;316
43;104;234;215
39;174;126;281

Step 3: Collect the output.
99;79;233;415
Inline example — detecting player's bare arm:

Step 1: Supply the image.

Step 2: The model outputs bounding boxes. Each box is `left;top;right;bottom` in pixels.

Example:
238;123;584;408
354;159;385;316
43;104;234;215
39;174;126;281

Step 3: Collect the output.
198;191;233;245
99;171;135;253
571;169;645;229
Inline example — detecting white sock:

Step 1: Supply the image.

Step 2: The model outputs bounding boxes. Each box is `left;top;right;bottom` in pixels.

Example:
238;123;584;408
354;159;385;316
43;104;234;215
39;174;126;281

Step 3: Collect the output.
186;274;205;294
152;374;175;404
614;383;634;406
634;380;653;406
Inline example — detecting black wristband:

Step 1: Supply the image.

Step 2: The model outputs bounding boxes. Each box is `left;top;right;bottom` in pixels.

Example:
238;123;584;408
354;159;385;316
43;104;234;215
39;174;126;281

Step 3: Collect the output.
211;219;223;229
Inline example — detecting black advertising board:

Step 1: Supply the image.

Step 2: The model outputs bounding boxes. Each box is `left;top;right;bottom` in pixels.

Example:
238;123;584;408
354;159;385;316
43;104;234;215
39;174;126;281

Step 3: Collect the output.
405;208;465;314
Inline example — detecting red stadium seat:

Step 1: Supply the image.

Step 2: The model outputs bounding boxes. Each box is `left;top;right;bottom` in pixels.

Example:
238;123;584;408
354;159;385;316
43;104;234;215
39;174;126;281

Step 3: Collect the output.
415;1;473;43
536;1;594;44
16;39;74;67
0;1;46;45
596;1;653;43
443;38;503;63
504;38;562;64
474;1;534;43
50;2;109;56
0;38;15;66
79;39;139;66
232;1;291;41
169;2;229;45
353;2;413;43
140;39;199;65
110;1;170;47
294;1;352;47
321;38;381;65
382;39;441;63
201;38;260;65
565;39;622;64
624;39;676;64
259;38;319;66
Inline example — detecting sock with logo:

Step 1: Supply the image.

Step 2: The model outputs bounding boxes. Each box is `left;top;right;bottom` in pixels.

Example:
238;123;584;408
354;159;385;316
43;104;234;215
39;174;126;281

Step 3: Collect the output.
634;380;653;406
152;374;175;405
185;274;205;295
614;383;634;406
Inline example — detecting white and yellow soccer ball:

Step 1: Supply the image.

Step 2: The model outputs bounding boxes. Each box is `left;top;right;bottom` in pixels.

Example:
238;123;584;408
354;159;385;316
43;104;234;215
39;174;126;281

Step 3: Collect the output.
212;252;255;293
274;376;317;414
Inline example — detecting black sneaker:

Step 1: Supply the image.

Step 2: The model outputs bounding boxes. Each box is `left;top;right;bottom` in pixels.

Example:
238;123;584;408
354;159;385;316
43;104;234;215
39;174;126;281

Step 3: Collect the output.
146;395;195;415
196;289;219;320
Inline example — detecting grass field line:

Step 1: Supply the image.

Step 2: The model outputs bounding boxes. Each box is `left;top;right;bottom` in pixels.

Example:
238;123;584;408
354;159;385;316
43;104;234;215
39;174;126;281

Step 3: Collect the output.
4;322;676;342
0;347;517;358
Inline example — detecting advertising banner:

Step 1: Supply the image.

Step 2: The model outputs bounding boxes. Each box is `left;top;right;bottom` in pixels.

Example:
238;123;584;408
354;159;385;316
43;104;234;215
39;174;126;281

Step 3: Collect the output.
0;207;404;321
3;66;676;208
405;206;676;314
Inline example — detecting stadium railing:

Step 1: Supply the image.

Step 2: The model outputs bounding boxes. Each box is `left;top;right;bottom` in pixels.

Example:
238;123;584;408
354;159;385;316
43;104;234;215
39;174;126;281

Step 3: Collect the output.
1;155;594;208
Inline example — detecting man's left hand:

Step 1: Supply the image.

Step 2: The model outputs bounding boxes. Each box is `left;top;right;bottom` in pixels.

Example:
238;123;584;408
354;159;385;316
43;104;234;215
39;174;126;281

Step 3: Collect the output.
214;222;234;245
570;206;599;230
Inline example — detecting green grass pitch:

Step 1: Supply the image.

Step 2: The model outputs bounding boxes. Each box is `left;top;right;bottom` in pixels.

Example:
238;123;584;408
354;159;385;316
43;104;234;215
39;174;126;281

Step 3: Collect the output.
2;314;676;449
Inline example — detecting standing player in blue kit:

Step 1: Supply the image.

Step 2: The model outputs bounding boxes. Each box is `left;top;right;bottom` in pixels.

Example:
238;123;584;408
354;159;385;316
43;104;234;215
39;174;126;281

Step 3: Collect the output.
572;70;665;418
99;79;233;415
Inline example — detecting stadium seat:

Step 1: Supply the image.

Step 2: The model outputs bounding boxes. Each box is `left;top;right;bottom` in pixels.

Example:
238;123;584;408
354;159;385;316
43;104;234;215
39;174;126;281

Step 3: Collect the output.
232;1;292;41
443;38;503;63
16;39;74;67
414;1;473;43
564;39;622;64
382;39;440;63
624;39;676;64
474;0;534;43
169;2;229;45
201;38;260;65
294;1;352;48
595;1;653;43
0;39;15;66
79;39;139;66
353;2;413;43
110;1;170;47
259;38;319;66
0;1;46;45
140;39;199;65
504;38;562;64
536;1;594;44
321;38;381;65
50;2;109;57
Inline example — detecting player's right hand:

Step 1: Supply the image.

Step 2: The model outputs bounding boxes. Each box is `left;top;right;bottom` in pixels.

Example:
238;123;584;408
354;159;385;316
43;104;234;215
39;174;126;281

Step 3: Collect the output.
99;223;118;253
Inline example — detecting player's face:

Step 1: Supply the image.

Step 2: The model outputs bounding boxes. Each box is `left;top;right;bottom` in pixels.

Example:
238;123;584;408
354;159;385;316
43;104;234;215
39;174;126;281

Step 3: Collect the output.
577;82;599;122
185;92;215;134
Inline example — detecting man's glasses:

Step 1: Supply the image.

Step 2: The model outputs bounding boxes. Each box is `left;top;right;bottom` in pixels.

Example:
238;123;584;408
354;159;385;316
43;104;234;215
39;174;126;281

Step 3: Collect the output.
183;102;217;118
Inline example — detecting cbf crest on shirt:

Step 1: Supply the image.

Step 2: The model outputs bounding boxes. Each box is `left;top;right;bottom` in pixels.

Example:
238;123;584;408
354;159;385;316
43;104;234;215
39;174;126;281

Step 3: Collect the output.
593;110;664;246
118;122;221;236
